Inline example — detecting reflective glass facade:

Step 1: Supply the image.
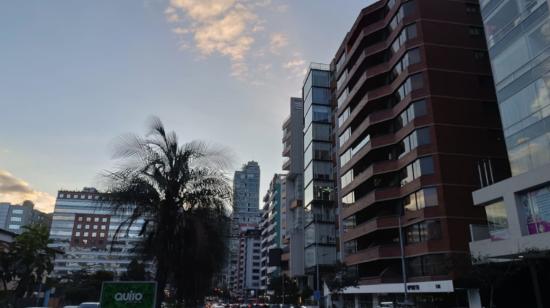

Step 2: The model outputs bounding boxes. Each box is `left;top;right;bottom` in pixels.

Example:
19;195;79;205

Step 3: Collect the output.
481;0;550;175
302;65;337;270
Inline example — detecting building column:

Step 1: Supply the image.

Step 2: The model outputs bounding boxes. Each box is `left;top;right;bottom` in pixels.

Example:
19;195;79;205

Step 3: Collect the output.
467;289;482;308
354;294;359;308
371;294;379;308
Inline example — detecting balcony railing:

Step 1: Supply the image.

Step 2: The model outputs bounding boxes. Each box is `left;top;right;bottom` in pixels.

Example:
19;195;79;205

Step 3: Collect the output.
469;224;490;242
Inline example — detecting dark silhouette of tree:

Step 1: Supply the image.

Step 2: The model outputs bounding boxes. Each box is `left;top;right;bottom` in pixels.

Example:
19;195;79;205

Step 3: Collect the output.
11;224;55;298
121;258;147;281
268;274;300;304
62;270;114;304
104;117;232;307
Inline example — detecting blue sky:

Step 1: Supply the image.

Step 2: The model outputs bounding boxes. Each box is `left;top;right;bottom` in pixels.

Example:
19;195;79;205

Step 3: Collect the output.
0;0;370;212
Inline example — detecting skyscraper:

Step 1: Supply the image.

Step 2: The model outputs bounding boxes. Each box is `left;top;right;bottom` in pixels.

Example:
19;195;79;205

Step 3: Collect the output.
469;0;550;276
332;0;509;305
228;161;262;299
282;97;306;279
302;64;338;293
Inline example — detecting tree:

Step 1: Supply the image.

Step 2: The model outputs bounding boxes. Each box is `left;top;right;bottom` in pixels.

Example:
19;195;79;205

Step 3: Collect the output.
121;258;147;281
62;270;114;304
104;117;232;307
11;224;55;298
268;274;300;304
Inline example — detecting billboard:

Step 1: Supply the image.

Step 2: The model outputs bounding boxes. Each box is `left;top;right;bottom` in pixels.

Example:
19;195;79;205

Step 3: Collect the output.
100;281;157;308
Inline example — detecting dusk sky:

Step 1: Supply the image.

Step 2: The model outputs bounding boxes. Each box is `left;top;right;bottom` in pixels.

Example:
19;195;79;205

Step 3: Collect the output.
0;0;372;213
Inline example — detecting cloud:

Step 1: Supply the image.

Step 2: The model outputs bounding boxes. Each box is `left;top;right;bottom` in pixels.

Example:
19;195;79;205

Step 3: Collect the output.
0;170;55;213
269;32;288;54
167;0;288;79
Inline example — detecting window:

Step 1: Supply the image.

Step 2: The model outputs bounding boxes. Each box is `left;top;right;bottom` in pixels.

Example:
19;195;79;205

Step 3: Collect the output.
519;184;550;235
12;209;23;214
75;232;80;236
395;100;427;130
93;225;98;230
78;217;83;221
85;225;90;229
100;232;105;237
101;225;106;230
8;225;20;230
406;220;441;243
86;217;91;222
390;48;422;82
484;199;509;240
102;217;108;222
342;192;355;207
341;170;354;188
338;108;350;128
92;232;97;237
403;187;438;213
339;128;351;146
340;149;352;167
84;232;89;236
10;216;21;222
94;217;99;222
391;24;418;55
77;224;82;229
400;156;434;186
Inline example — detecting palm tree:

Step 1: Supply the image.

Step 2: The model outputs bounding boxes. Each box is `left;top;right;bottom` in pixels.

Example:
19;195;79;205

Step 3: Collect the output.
104;117;232;307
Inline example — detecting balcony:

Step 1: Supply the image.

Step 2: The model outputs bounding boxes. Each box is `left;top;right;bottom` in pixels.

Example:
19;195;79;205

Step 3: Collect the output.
282;143;291;157
345;244;400;265
282;158;291;171
290;199;303;209
341;176;437;219
343;215;399;242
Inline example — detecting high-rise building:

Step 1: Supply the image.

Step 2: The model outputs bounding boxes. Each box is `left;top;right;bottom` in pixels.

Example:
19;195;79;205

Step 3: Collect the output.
332;0;509;305
48;188;152;277
0;201;51;234
302;64;338;292
282;97;306;279
228;161;262;299
260;174;286;290
469;0;550;266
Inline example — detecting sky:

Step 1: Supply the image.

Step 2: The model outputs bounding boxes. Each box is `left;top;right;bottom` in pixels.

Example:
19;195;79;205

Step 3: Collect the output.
0;0;371;213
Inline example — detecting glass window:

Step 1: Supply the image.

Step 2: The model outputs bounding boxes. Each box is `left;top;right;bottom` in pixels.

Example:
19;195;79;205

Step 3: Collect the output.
485;199;510;240
339;108;350;127
403;193;417;213
340;128;351;146
10;216;21;222
519;183;550;235
341;170;354;188
342;192;355;207
340;149;352;166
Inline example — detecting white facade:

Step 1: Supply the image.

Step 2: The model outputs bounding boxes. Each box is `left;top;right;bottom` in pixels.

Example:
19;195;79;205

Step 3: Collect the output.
469;163;550;259
48;188;151;277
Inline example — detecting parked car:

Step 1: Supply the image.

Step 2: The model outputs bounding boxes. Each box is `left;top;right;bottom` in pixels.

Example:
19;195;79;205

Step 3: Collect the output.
79;303;100;308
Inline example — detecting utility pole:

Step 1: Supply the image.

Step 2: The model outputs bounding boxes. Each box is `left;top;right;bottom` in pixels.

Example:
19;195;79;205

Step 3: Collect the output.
398;214;410;306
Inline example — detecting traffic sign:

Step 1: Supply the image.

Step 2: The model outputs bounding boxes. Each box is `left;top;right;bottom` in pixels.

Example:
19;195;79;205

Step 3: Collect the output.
100;281;157;308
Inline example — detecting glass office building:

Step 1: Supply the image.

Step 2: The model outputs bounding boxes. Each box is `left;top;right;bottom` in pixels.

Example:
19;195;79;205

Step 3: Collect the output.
302;64;337;289
481;0;550;175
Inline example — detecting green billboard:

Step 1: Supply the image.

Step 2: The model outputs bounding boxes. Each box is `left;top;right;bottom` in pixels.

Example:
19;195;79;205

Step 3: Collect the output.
100;281;157;308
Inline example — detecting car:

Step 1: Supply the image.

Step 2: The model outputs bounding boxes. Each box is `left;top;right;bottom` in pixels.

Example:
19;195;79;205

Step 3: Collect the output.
63;306;80;308
79;303;100;308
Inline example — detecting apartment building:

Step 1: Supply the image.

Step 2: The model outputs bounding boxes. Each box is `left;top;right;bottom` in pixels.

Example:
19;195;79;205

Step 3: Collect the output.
332;0;510;305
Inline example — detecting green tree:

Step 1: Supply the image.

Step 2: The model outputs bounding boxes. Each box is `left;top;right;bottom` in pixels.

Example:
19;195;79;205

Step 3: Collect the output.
104;117;232;307
11;224;55;298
